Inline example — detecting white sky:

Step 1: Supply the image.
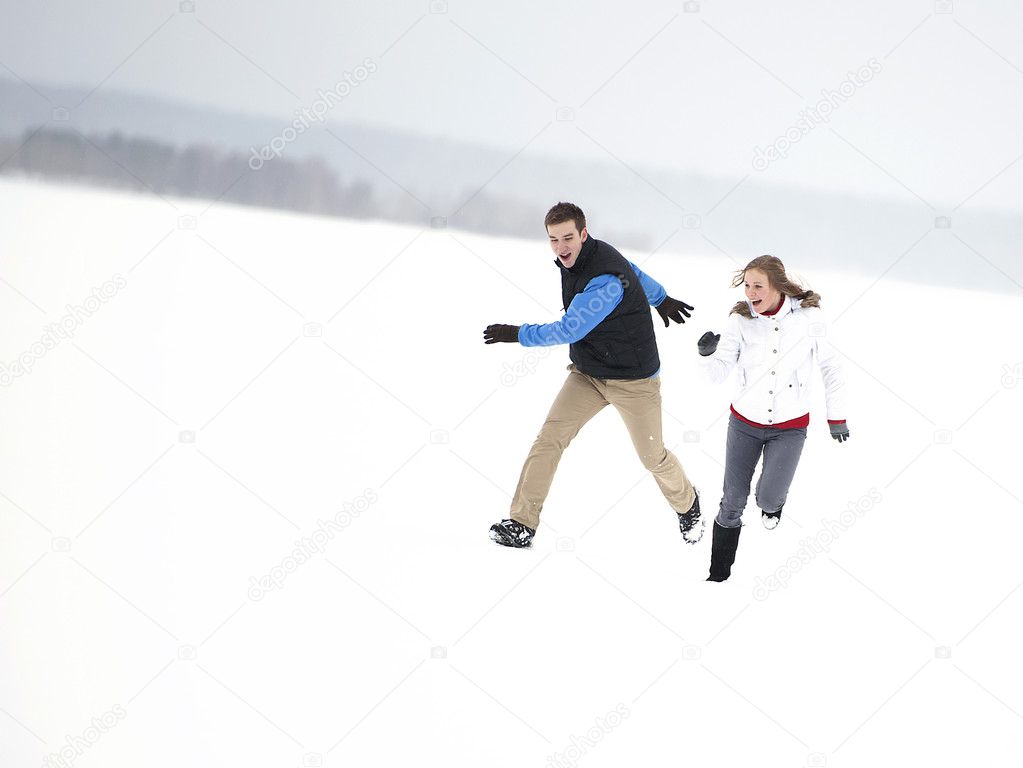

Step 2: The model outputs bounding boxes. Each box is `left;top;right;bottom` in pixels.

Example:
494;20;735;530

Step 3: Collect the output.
3;0;1023;208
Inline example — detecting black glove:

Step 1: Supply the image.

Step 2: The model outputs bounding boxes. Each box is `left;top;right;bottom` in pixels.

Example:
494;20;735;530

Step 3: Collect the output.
697;331;720;357
655;296;694;327
829;422;850;443
483;324;520;344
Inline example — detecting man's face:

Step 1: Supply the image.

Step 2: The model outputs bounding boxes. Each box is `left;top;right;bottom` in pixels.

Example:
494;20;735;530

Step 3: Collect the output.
547;220;587;269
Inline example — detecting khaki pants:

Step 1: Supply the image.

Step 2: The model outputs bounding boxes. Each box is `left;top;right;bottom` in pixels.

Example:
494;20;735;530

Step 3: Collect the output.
509;365;696;530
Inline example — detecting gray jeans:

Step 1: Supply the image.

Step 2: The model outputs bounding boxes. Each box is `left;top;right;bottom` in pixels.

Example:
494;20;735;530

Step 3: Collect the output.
717;414;807;528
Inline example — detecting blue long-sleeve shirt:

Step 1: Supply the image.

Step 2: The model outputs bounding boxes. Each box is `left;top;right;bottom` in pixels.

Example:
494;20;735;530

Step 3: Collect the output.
517;261;666;347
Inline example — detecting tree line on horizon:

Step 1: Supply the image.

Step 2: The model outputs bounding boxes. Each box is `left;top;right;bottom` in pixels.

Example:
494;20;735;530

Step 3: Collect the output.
0;128;628;246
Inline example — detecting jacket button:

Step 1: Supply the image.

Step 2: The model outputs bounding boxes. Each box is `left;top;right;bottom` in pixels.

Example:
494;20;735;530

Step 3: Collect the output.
768;408;772;412
774;327;779;331
769;390;773;394
771;371;775;375
773;349;777;353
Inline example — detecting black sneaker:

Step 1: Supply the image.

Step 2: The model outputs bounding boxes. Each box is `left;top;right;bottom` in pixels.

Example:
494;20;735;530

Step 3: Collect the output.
489;519;535;548
762;505;783;530
677;491;704;544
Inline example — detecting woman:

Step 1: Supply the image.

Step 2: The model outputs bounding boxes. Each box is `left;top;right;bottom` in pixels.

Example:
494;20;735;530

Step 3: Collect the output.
697;256;849;582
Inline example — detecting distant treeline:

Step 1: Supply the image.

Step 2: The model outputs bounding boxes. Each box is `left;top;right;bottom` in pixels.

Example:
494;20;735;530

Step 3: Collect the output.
0;128;625;245
0;127;371;218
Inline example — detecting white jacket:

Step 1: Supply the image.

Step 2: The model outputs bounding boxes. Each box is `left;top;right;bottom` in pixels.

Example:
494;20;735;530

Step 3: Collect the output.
701;296;846;425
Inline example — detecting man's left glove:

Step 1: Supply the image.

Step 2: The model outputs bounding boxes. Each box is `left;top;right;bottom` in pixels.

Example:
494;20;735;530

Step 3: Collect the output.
655;296;694;327
483;324;520;344
829;422;850;443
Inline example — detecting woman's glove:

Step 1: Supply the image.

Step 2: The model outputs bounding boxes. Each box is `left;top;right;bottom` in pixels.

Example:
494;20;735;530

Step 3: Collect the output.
829;422;850;443
697;331;720;357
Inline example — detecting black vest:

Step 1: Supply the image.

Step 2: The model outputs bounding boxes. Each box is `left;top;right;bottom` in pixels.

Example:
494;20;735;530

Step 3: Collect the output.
559;237;660;379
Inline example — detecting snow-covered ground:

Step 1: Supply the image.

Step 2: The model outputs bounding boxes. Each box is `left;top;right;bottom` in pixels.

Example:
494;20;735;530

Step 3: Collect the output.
1;177;1021;767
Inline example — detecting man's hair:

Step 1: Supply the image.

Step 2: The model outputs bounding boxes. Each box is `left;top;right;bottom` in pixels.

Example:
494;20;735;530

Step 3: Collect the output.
544;202;586;233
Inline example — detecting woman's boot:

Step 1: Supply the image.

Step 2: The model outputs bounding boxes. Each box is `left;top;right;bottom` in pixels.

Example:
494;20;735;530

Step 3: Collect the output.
707;521;741;582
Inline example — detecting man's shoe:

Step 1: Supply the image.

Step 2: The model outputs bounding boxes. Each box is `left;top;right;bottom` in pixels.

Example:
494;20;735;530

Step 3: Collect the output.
677;491;704;545
489;519;535;548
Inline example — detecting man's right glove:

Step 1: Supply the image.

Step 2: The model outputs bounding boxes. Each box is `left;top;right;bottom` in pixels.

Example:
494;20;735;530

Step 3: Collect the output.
697;331;720;357
483;324;520;344
829;422;850;443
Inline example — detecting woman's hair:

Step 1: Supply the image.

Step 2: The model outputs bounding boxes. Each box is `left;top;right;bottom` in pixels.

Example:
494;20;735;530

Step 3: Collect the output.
729;255;821;317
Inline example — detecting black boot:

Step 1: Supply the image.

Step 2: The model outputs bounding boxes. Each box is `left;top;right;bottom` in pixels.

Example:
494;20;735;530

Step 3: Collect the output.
706;522;741;582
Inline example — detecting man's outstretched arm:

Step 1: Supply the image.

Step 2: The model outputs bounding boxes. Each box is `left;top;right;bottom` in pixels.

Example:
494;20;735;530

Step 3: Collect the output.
483;274;623;346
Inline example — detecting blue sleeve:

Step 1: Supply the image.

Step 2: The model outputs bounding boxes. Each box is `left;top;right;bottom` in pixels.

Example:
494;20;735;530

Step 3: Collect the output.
629;261;666;306
518;274;624;347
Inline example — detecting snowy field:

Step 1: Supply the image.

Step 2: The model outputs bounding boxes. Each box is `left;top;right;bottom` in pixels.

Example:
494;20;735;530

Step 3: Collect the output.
1;177;1022;767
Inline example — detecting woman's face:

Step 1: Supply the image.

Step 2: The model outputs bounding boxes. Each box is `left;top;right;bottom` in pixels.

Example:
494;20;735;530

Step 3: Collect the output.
744;268;783;313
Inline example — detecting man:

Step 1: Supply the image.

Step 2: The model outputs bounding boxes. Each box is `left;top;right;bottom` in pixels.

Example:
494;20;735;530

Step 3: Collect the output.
482;202;702;548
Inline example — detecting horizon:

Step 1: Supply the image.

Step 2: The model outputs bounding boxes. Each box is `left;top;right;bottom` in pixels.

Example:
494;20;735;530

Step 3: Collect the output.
2;1;1023;209
4;73;1023;216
